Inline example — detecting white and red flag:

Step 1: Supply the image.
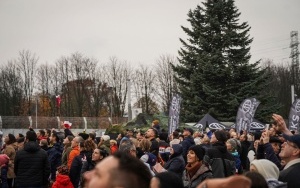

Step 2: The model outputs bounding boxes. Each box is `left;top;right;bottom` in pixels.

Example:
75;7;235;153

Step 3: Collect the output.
56;95;61;108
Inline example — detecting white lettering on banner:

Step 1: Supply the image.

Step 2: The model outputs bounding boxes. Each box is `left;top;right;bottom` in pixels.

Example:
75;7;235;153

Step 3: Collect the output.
296;100;300;112
292;115;299;122
291;121;298;129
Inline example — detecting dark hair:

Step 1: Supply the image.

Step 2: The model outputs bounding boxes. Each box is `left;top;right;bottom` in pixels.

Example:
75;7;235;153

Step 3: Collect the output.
99;148;109;158
244;171;268;188
110;152;152;188
46;129;51;137
155;171;184;188
172;131;179;139
51;132;60;143
151;128;158;138
39;129;45;136
26;131;37;142
17;137;25;143
89;133;96;140
6;134;16;145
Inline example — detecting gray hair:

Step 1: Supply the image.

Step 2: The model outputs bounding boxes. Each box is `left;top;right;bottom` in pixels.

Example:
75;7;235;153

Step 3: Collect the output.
119;139;136;154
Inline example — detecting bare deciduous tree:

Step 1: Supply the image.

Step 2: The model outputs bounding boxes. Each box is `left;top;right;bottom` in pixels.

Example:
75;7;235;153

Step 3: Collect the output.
155;54;179;114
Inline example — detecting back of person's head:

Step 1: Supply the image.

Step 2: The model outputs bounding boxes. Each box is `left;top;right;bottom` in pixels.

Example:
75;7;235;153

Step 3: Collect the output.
39;129;45;136
119;139;135;154
89;132;96;140
214;130;229;143
151;171;184;188
172;131;179;139
245;171;268;188
250;159;279;179
52;131;60;143
57;165;69;175
139;138;152;152
7;133;16;145
84;139;96;152
111;151;152;188
26;130;37;142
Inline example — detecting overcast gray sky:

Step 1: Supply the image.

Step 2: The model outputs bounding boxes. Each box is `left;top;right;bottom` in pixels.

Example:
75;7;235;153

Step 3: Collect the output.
0;0;299;67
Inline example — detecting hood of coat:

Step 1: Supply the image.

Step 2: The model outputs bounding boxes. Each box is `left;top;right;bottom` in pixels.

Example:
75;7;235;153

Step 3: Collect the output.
24;141;40;153
56;174;72;185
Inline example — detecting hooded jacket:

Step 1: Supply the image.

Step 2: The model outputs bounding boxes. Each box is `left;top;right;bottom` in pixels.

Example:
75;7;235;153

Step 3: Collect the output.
164;144;185;177
52;174;74;188
14;141;50;187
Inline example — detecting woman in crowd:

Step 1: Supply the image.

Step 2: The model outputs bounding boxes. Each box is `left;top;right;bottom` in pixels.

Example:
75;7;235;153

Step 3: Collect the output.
226;138;242;174
3;134;17;188
163;144;185;178
109;139;118;154
62;136;74;165
182;145;213;188
69;139;95;188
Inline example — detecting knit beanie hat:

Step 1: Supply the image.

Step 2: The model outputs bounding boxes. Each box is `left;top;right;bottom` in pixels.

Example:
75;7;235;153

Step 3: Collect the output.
0;154;9;166
214;130;228;142
188;145;205;161
250;159;279;179
102;135;110;141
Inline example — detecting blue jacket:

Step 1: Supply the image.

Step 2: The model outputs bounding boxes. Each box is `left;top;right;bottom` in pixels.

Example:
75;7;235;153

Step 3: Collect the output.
47;142;63;181
257;143;282;170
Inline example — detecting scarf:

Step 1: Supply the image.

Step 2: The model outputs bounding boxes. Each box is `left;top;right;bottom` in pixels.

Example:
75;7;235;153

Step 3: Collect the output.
185;161;201;178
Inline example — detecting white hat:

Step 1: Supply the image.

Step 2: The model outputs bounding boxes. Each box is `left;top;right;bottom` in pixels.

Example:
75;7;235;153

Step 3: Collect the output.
250;159;279;179
102;135;110;141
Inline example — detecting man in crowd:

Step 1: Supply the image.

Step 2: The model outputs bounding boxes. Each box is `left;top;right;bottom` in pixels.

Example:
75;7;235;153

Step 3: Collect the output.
273;113;300;187
145;128;159;158
14;130;50;187
84;152;152;188
67;136;84;169
204;130;236;178
47;131;63;182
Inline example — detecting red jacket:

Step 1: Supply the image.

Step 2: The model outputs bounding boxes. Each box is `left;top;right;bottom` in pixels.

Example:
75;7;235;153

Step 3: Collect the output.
52;174;74;188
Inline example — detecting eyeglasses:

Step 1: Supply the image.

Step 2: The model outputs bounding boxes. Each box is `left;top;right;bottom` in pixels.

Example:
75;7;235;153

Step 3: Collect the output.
285;141;299;149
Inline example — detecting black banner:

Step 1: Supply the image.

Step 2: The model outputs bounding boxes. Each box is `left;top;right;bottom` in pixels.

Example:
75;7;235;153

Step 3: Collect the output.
288;98;300;131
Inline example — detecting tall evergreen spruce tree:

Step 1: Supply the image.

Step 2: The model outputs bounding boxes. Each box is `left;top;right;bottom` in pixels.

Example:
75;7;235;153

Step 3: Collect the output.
173;0;279;123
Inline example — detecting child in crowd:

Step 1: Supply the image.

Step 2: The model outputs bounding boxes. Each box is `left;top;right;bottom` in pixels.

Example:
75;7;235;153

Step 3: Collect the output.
52;165;73;188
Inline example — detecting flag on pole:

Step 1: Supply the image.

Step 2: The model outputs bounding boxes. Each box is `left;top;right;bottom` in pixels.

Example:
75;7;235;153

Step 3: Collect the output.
235;98;260;134
168;94;181;136
56;95;61;108
288;98;300;131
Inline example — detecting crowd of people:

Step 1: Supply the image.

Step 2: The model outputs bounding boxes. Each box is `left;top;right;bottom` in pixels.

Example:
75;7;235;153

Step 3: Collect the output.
0;113;299;188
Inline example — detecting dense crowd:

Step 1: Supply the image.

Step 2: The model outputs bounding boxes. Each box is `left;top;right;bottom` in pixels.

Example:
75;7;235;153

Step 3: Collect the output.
0;113;299;188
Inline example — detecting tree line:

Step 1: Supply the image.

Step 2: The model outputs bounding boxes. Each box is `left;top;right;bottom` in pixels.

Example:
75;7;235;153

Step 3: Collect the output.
1;0;298;123
0;51;178;119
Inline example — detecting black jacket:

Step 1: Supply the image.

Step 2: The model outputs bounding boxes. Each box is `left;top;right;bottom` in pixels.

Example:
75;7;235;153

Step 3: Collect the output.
204;142;236;178
14;141;50;187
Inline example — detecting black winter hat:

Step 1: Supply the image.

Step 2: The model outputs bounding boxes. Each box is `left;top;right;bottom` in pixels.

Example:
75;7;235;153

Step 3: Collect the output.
188;145;205;161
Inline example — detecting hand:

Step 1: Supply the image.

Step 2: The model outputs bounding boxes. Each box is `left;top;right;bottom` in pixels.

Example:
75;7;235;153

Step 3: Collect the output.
272;114;292;135
260;131;269;144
